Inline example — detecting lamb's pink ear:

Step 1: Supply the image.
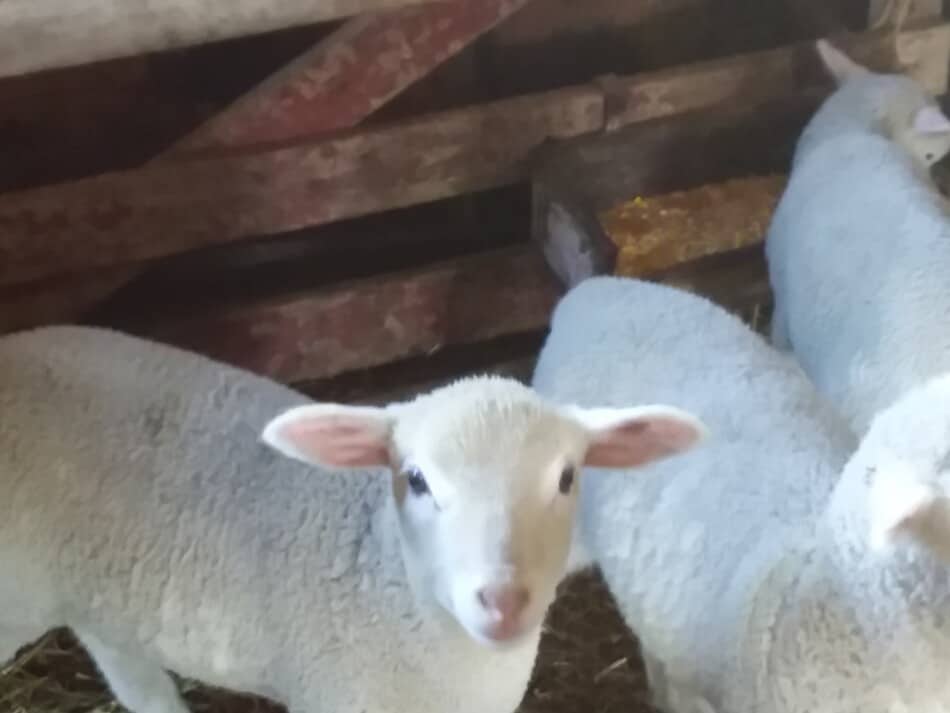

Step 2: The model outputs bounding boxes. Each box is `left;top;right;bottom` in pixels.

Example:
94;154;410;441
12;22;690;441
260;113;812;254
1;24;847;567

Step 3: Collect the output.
566;405;709;469
261;404;394;469
912;105;950;135
816;39;868;85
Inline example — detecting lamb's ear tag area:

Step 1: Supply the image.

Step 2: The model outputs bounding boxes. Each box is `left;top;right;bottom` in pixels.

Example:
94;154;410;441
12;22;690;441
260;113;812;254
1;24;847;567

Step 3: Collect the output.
261;405;393;469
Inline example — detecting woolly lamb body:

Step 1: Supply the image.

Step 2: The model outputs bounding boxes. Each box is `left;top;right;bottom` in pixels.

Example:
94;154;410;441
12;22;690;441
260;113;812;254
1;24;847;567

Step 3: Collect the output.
0;326;531;713
765;41;950;434
0;325;699;713
533;277;950;713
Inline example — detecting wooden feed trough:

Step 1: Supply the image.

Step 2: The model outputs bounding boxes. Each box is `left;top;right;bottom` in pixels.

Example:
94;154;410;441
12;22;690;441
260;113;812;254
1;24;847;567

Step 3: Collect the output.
1;1;949;712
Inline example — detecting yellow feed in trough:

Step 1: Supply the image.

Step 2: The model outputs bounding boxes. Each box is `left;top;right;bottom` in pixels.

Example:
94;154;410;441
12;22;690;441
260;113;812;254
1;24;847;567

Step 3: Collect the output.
598;174;788;276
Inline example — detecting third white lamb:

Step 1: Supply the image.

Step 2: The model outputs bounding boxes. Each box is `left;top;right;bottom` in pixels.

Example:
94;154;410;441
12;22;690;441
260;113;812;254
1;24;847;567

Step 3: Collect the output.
534;276;950;713
765;39;950;434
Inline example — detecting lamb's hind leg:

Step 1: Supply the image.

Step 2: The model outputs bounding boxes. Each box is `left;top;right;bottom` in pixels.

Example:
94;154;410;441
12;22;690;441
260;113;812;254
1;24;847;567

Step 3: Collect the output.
77;630;189;713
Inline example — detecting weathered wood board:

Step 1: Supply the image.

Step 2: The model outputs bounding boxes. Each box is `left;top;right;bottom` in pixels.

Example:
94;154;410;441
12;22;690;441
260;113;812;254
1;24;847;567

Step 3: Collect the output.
0;0;434;79
135;246;561;384
1;23;946;291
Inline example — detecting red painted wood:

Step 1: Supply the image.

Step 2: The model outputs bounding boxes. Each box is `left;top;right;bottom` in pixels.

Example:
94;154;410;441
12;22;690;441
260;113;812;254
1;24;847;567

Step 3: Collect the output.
0;86;601;288
142;246;561;383
174;0;533;155
0;0;535;331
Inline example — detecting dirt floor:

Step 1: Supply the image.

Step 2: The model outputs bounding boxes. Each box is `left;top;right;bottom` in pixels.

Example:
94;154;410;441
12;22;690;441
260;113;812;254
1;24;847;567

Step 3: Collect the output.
2;568;654;713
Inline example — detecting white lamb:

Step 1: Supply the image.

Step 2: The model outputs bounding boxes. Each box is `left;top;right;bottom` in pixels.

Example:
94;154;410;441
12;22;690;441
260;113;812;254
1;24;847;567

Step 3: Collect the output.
533;276;950;713
0;325;701;713
765;39;950;435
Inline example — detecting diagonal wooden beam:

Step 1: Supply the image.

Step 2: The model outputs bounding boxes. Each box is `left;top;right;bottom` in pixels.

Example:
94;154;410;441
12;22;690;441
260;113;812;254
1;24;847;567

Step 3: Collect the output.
4;22;948;300
4;0;532;332
0;86;602;289
173;0;533;155
0;0;435;80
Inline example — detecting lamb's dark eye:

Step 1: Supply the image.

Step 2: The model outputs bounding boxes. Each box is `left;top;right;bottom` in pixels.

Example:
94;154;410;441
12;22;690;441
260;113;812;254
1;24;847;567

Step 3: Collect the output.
927;152;935;161
404;466;430;496
559;465;576;495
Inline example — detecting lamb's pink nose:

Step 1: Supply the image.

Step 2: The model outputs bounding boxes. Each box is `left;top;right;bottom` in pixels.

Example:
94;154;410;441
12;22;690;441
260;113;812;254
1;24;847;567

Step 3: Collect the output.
477;585;530;622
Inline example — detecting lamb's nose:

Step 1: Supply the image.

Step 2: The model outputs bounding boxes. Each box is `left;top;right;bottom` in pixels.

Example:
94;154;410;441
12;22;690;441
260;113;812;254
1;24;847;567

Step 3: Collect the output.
477;585;530;621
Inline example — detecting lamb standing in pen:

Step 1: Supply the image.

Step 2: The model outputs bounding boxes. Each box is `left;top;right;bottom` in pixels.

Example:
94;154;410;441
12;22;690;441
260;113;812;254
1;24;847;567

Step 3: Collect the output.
765;39;950;434
0;325;703;713
533;276;950;713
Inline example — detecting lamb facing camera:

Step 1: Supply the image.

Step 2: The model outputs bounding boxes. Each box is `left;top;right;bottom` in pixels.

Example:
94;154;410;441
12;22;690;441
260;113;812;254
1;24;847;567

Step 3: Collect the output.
0;325;704;713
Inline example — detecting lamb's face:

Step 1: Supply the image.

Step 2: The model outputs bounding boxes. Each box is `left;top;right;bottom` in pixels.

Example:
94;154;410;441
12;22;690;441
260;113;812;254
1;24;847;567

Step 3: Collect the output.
261;375;707;649
389;381;588;648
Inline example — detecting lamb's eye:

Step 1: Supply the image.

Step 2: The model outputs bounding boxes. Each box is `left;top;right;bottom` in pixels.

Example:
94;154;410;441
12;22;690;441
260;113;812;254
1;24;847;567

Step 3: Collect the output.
559;465;576;495
403;466;430;496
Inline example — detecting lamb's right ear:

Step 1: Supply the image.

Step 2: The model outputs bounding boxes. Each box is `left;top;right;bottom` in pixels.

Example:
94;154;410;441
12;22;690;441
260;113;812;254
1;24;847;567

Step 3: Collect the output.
816;39;869;85
565;405;709;469
261;404;394;469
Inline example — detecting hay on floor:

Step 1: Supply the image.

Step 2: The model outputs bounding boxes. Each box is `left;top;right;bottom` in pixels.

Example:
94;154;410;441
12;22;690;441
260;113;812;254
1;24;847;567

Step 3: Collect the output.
1;569;655;713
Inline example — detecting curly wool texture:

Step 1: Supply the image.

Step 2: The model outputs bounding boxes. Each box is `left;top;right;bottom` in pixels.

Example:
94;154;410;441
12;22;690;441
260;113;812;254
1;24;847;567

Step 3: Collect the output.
533;277;950;713
0;326;543;713
766;62;950;436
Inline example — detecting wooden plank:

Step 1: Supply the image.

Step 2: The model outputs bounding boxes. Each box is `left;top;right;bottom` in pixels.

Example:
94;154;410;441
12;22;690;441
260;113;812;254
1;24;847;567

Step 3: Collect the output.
0;0;434;80
603;22;950;130
2;22;948;291
534;173;786;291
174;0;533;155
0;86;602;288
0;271;134;334
138;246;561;384
6;0;531;335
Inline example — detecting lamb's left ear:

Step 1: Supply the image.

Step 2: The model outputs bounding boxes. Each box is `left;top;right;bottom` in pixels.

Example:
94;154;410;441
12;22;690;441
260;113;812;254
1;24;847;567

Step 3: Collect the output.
261;404;395;469
912;105;950;135
565;405;709;469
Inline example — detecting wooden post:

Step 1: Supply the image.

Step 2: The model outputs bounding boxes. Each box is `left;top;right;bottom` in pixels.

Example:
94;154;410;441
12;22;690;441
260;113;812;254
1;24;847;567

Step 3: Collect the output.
0;0;434;79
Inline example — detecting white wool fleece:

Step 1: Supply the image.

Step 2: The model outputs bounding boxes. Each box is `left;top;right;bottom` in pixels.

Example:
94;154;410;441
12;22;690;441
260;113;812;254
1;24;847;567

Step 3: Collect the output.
0;326;555;713
1;323;701;713
765;41;950;435
534;276;950;713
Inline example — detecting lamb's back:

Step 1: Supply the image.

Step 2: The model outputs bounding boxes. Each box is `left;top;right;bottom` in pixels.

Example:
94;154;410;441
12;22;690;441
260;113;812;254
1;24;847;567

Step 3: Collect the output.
0;326;394;691
532;278;853;679
767;133;950;432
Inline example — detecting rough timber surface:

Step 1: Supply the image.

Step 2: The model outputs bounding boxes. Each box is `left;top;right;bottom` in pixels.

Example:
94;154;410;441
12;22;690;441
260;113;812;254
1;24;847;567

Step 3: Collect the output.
0;0;433;80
